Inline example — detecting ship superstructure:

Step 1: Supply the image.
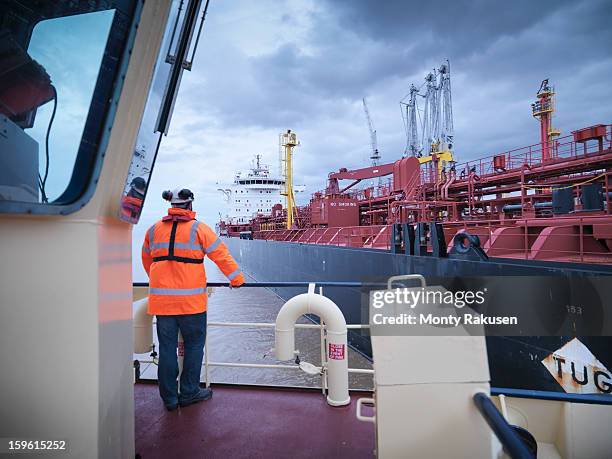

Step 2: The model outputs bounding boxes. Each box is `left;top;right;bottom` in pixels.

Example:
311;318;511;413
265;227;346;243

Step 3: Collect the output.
217;155;285;231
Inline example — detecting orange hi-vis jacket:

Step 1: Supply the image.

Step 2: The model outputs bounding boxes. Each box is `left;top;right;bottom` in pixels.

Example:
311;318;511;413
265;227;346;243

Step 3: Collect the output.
142;208;245;315
120;195;143;223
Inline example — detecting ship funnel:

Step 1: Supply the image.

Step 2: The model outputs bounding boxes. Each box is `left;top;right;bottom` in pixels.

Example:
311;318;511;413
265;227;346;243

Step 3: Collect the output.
275;284;350;406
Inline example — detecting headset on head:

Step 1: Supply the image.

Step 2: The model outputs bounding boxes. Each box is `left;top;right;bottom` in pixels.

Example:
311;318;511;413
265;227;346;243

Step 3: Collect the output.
162;188;194;203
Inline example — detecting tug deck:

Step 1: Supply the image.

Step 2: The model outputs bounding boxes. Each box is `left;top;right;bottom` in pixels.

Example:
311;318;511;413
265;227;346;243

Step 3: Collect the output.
135;383;375;458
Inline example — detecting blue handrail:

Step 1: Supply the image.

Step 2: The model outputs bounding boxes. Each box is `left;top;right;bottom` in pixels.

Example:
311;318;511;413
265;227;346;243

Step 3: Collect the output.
133;281;368;288
491;387;612;406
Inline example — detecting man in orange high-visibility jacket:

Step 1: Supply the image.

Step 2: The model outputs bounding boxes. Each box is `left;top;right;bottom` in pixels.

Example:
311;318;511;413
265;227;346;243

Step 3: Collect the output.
142;187;245;411
120;177;145;223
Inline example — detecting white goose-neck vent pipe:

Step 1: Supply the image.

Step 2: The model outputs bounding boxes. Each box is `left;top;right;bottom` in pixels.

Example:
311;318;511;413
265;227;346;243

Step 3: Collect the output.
134;298;153;354
275;284;350;407
133;298;184;388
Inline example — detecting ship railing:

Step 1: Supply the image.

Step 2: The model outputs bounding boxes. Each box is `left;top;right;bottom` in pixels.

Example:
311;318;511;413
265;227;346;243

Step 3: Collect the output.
311;177;395;202
253;215;612;263
257;225;391;249
134;282;612;400
330;225;389;249
134;281;374;394
420;124;612;184
490;387;612;405
350;178;394;201
444;213;612;263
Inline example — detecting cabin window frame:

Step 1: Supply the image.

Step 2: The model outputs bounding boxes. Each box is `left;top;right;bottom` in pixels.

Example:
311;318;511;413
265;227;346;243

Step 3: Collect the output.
0;0;142;216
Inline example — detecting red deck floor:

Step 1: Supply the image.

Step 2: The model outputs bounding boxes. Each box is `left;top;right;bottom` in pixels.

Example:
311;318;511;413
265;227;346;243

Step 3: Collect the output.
135;383;375;458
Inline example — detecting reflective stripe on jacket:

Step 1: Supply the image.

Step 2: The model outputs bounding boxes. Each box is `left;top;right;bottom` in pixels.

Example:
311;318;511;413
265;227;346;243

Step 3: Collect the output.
141;208;245;315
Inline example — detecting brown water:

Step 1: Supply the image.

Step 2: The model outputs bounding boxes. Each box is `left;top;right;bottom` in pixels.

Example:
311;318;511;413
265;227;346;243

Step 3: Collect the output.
136;261;373;390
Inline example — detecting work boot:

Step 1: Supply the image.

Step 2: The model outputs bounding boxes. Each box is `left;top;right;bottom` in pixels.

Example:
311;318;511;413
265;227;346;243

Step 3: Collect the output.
179;388;213;407
165;403;178;412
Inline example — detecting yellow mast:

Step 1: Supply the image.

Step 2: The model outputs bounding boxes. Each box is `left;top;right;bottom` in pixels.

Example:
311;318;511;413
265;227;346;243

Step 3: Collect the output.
280;130;298;229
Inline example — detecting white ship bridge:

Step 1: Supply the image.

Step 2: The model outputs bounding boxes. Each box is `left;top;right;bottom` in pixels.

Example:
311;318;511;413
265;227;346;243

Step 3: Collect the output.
218;156;286;225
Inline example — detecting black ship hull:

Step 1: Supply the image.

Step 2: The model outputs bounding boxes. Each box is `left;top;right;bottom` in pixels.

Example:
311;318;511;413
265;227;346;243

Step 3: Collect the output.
225;238;612;393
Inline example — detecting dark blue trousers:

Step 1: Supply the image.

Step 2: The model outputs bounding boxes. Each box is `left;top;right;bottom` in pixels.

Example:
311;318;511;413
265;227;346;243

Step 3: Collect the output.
156;312;207;406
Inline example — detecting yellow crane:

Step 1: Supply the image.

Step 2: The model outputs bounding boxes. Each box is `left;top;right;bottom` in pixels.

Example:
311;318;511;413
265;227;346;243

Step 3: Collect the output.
279;130;298;229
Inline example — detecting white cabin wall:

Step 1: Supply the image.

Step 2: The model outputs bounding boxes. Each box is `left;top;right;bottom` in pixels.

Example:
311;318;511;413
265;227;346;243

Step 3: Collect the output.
0;221;100;455
0;1;171;457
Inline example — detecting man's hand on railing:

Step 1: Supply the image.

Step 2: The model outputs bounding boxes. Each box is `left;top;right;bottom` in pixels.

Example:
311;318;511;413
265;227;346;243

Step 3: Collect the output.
229;278;245;289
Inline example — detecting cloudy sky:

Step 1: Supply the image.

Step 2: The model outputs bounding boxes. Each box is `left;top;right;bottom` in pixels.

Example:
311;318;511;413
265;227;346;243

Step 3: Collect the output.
132;0;612;280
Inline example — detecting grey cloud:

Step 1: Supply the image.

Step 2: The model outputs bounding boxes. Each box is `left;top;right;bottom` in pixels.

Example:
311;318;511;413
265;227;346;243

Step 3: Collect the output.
187;0;611;135
328;0;575;49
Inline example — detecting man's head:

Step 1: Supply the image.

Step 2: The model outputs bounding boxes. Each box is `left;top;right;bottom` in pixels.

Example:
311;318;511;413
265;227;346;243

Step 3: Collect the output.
129;177;146;198
162;188;195;210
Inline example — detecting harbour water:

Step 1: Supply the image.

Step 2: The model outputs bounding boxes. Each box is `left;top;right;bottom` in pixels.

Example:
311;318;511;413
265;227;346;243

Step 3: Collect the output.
135;260;373;390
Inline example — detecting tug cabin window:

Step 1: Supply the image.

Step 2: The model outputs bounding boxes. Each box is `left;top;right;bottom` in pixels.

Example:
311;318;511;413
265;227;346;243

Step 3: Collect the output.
0;1;139;214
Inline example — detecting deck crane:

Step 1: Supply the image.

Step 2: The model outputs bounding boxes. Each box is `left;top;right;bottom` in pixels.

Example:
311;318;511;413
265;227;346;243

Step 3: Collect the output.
422;71;439;153
362;97;381;166
404;84;420;157
422;61;453;153
400;60;455;177
438;60;454;151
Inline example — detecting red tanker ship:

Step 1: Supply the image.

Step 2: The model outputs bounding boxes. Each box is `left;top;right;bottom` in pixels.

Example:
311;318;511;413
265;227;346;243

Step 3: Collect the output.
223;79;612;265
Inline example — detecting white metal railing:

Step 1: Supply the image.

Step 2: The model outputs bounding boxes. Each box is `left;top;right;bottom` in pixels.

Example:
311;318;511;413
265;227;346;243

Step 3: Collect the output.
202;319;374;396
138;310;374;395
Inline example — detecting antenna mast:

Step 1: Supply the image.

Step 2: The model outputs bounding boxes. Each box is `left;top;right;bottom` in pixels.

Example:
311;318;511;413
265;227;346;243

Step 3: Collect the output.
279;130;298;229
531;79;560;162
